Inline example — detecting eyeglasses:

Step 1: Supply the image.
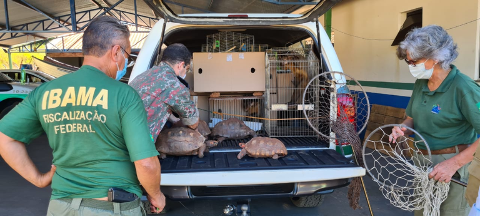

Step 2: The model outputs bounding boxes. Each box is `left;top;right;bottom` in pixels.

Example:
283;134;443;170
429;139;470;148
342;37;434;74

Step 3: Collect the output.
404;59;416;66
118;46;137;68
404;58;428;67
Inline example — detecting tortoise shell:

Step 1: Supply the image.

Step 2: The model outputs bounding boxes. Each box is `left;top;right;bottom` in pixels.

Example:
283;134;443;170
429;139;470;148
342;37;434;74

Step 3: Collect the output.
237;137;287;159
211;118;256;143
156;127;207;159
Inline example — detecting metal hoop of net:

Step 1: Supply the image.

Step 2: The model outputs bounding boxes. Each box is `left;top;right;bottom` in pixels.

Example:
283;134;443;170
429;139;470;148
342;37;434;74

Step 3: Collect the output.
302;71;370;210
362;124;449;216
302;71;370;140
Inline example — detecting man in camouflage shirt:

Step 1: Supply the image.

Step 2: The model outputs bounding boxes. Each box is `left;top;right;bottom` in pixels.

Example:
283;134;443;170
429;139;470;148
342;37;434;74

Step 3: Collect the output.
130;43;199;141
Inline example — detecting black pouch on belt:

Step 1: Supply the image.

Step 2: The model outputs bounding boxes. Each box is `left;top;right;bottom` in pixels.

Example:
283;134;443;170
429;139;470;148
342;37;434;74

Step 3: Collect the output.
108;188;138;203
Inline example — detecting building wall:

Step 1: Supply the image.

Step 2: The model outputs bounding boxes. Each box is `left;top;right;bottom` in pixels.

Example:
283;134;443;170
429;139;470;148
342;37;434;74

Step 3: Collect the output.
320;0;480;108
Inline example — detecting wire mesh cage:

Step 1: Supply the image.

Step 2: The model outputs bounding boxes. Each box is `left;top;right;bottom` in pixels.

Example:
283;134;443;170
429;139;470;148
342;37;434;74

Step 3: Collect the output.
201;44;208;52
206;31;255;53
265;48;321;137
208;96;264;131
254;44;269;52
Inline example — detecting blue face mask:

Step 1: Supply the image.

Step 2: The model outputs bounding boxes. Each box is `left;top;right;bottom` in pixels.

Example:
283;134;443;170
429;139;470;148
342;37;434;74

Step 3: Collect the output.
115;50;128;80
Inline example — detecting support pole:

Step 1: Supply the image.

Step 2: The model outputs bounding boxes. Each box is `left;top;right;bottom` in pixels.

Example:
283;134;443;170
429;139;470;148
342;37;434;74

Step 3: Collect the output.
324;9;332;40
4;0;10;30
70;0;77;32
8;48;12;69
134;0;138;31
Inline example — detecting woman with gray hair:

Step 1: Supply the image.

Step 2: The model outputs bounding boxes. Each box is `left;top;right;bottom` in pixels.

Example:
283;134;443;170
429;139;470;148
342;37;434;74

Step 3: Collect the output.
389;25;480;215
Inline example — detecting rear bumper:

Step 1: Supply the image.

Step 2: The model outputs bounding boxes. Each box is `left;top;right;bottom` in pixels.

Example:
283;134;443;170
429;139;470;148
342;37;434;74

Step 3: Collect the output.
161;179;350;200
161;167;364;186
159;167;364;199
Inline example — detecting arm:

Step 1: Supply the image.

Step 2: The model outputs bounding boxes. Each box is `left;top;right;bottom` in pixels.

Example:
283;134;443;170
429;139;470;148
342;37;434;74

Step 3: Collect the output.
429;87;480;182
134;156;165;213
165;85;199;129
0;132;56;188
121;90;164;213
428;139;478;182
389;116;414;143
0;90;52;187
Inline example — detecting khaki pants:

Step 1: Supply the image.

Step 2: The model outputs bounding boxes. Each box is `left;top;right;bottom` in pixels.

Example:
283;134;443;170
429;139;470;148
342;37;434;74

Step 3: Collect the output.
47;198;145;216
466;175;480;207
414;150;471;216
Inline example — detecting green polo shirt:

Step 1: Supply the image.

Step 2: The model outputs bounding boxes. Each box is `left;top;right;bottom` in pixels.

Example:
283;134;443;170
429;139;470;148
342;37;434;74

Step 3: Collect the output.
0;65;159;199
406;65;480;150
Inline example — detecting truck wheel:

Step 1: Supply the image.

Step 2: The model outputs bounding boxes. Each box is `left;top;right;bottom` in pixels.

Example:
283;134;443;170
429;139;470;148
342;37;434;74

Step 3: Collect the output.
290;194;325;208
0;102;20;120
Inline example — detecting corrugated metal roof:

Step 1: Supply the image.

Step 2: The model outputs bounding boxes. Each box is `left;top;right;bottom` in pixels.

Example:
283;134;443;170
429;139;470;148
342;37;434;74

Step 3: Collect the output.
49;25;150;52
0;0;155;46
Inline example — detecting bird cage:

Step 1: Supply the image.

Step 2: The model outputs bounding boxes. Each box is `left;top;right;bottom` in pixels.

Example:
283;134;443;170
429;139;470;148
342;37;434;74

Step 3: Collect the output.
264;48;321;137
201;44;208;52
208;96;264;131
206;31;255;53
253;44;269;52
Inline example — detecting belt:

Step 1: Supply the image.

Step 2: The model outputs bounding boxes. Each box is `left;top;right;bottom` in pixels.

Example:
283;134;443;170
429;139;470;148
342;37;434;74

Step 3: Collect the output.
56;198;141;211
419;144;469;155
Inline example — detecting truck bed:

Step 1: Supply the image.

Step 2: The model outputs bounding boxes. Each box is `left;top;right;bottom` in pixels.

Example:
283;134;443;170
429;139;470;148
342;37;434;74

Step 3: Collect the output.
209;136;329;151
160;137;352;174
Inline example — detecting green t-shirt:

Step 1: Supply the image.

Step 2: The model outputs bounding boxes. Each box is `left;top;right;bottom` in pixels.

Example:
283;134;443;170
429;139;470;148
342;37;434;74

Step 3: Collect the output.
406;65;480;150
0;65;159;199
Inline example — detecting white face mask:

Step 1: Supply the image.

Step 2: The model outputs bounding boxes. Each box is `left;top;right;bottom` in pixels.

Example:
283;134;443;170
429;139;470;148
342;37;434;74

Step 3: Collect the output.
408;59;437;79
181;73;187;79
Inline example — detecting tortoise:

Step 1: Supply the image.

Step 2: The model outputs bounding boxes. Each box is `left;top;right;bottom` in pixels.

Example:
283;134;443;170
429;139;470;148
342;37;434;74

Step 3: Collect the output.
237;137;287;159
196;120;211;137
211;118;257;143
155;127;218;159
171;120;217;148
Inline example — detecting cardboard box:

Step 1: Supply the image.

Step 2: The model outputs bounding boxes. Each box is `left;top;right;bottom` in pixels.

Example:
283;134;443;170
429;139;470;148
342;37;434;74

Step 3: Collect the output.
193;52;266;92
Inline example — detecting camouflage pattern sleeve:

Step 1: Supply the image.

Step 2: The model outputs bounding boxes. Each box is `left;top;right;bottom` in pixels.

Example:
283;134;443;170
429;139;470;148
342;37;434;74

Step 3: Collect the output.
163;82;198;126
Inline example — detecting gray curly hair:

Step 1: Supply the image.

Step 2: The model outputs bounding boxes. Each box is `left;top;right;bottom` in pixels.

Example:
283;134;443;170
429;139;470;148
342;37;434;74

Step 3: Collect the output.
396;25;458;70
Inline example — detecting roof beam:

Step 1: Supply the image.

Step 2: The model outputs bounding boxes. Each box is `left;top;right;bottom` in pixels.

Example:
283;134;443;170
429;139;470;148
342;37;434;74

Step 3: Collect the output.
0;23;47;39
89;0;116;16
163;0;212;13
97;0;124;18
11;0;78;30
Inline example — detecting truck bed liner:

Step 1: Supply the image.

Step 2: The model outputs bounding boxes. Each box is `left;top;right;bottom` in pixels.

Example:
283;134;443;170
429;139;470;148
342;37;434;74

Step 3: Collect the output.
160;149;353;173
210;136;329;151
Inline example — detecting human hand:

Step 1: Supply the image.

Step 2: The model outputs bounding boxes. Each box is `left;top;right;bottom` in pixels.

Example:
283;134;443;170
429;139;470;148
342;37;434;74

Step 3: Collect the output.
389;125;407;143
172;121;185;128
147;192;166;213
35;165;56;188
428;158;461;183
187;120;199;130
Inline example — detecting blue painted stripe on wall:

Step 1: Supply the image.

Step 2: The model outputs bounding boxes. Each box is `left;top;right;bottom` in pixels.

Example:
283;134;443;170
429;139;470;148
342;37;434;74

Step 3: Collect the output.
365;91;411;109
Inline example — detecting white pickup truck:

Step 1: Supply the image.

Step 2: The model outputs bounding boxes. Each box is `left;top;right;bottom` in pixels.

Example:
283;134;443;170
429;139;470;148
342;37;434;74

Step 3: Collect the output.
130;0;365;213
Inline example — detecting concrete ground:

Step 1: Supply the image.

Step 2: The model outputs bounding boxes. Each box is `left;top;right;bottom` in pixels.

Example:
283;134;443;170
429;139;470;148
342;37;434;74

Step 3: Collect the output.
0;134;412;216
